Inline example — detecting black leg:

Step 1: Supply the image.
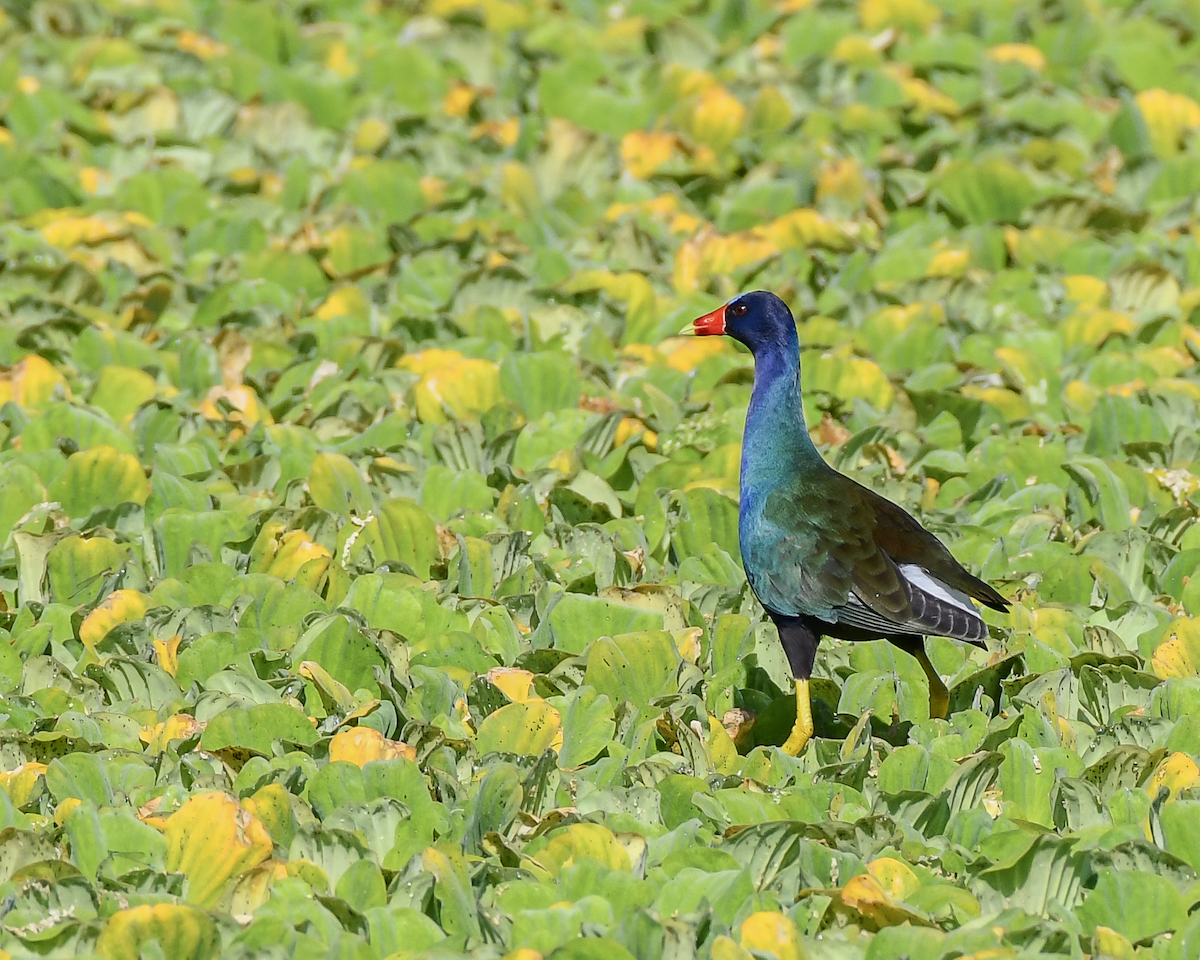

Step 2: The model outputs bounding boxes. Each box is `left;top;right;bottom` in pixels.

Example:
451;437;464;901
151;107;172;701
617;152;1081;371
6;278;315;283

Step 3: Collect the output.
888;635;949;720
771;615;820;756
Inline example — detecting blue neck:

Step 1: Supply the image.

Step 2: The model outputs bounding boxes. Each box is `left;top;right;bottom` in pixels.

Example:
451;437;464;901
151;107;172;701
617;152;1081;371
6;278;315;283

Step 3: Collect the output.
740;331;821;490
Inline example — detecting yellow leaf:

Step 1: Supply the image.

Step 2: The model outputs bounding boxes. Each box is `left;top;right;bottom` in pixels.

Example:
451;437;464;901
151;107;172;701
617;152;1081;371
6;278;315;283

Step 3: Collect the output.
1092;926;1137;960
40;214;127;248
807;352;895;410
176;30;228;60
79;166;114;195
80;589;153;650
1062;307;1133;348
961;385;1030;422
662;338;733;373
764;208;855;251
198;385;273;426
0;763;48;807
0;355;67;409
163;792;273;907
1062;379;1099;415
228;859;288;916
328;727;416;766
688;86;746;152
1152;618;1200;679
987;43;1046;71
1062;275;1109;307
1135;88;1200;158
816;156;869;207
262;530;331;581
532;822;631;877
831;35;882;68
1146;752;1200;801
487;666;538;702
442;81;479;118
153;635;182;677
620;131;678;179
95;903;218;960
706;714;741;775
860;0;939;31
140;714;202;754
926;248;969;278
413;358;502;423
398;348;466;376
740;911;808;960
867;857;921;900
298;661;356;712
55;797;84;826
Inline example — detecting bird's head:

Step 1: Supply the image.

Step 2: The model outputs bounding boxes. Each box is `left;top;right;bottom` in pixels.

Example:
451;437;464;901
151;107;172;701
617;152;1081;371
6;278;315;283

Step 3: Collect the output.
685;290;797;353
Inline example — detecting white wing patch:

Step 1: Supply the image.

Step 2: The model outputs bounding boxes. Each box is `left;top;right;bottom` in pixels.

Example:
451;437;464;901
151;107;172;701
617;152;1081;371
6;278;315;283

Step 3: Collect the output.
899;564;978;615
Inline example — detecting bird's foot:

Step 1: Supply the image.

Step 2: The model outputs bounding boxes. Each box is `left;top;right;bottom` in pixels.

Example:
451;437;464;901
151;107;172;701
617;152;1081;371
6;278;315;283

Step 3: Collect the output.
780;679;815;756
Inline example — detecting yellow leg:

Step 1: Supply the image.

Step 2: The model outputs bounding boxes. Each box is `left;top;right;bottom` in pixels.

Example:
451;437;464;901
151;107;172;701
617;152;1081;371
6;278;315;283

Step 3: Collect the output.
911;644;949;720
780;679;815;756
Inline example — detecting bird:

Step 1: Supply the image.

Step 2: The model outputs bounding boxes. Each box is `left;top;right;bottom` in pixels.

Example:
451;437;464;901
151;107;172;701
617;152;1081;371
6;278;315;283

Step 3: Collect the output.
684;290;1009;756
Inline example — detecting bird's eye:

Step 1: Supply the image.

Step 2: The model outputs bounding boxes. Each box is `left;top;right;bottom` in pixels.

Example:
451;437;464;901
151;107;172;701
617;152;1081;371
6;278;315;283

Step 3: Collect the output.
730;302;748;317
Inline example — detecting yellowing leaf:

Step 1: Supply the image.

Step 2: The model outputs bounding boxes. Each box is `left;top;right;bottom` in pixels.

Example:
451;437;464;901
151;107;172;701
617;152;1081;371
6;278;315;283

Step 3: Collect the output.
262;530;331;581
199;385;273;426
764;208;856;252
499;162;540;217
95;903;218;960
987;43;1046;71
688;86;746;152
1062;308;1133;348
706;714;741;775
807;352;895;410
153;635;182;677
51;445;151;518
476;700;562;755
532;822;631;877
1135;88;1200;158
926;248;969;278
816;156;869;207
163;792;273;907
140;714;202;754
176;30;228;59
487;666;538;702
867;857;921;900
79;589;153;649
1062;274;1109;307
711;935;756;960
0;763;48;807
1152;619;1200;679
831;35;882;68
413;358;502;423
0;355;67;409
328;726;416;766
620;131;678;179
1146;752;1200;801
740;912;807;960
860;0;939;32
398;348;466;376
40;214;128;248
662;337;733;372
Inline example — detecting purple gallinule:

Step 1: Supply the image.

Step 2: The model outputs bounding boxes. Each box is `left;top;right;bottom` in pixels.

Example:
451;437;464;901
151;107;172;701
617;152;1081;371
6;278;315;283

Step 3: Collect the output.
686;291;1008;755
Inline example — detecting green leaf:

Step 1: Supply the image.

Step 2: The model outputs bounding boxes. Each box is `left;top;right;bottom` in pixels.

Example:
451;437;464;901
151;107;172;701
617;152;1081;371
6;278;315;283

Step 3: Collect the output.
500;351;582;419
199;703;318;755
1076;867;1187;941
937;158;1039;224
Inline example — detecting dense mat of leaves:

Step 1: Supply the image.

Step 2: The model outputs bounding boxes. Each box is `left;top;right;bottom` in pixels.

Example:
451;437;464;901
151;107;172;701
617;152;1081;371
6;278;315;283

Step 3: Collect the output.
4;0;1200;956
